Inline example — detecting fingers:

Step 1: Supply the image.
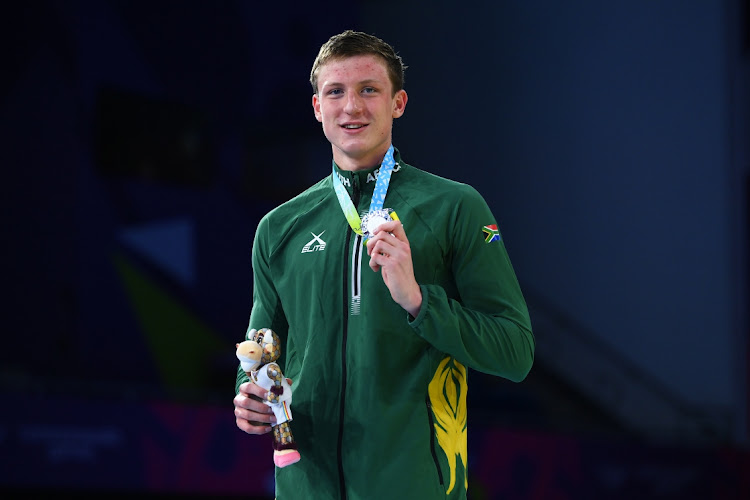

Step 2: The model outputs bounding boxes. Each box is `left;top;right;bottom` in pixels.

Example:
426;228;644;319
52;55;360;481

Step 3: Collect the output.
234;392;276;419
372;220;404;240
367;239;391;272
235;415;273;435
234;384;276;434
368;252;382;272
366;233;408;270
363;218;421;315
366;221;405;256
239;381;267;398
234;394;276;434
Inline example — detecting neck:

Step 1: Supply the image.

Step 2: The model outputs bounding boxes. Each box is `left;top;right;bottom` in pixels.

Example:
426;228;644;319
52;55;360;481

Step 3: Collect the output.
333;145;391;172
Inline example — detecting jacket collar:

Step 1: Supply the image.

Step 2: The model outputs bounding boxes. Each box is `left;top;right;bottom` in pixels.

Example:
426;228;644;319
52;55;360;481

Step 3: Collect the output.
332;147;405;198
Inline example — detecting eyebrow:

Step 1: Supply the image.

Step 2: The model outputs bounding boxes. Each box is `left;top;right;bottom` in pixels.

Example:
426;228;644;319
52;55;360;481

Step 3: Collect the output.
321;78;384;88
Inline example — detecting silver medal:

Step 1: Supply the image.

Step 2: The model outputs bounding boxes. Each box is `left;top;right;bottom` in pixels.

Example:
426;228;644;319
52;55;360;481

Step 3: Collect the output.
361;208;393;240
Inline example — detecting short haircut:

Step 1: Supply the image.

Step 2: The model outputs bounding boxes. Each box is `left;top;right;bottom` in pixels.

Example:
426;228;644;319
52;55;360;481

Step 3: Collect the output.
310;30;406;96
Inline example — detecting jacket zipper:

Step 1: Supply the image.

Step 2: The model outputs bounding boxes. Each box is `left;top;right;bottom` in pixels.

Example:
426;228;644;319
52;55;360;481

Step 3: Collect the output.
337;174;360;499
350;176;362;317
426;397;445;486
350;235;363;315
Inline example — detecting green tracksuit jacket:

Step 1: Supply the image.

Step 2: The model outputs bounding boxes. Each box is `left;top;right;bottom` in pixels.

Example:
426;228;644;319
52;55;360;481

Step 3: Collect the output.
236;149;534;499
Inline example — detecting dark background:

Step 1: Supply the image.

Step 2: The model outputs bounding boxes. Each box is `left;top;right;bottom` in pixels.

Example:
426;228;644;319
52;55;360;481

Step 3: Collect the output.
1;1;749;498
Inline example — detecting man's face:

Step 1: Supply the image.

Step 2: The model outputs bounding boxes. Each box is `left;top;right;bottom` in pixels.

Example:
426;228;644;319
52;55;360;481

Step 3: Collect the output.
313;54;407;171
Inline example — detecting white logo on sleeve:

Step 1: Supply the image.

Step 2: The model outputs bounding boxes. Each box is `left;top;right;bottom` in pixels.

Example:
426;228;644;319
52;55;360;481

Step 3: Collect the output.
301;231;327;253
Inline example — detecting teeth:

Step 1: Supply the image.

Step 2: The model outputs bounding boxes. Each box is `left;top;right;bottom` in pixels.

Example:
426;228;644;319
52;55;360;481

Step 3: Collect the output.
343;124;364;129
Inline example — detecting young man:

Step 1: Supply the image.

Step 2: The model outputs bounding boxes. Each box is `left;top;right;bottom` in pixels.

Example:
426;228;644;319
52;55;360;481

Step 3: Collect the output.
234;30;534;499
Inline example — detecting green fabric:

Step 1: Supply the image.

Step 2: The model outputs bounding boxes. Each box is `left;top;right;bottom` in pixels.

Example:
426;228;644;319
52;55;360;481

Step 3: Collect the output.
236;149;534;499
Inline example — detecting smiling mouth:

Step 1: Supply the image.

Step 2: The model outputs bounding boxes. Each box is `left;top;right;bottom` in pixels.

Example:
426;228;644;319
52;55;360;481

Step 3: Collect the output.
342;124;366;129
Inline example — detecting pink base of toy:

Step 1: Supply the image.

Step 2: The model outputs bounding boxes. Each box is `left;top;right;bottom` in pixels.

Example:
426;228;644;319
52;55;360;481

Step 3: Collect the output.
274;450;301;468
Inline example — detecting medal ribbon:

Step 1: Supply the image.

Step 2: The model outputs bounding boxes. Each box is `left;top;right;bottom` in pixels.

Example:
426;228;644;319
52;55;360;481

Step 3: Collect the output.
332;144;396;236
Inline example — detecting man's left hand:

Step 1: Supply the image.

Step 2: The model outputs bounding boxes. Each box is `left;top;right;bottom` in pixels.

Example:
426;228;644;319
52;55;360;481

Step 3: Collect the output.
365;219;422;317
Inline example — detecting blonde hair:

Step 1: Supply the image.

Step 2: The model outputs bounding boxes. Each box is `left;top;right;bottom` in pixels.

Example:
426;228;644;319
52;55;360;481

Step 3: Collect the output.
310;30;406;95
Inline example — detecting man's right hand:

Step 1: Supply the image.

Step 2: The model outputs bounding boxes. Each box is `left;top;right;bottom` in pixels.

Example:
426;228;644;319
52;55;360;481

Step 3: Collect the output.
234;381;276;434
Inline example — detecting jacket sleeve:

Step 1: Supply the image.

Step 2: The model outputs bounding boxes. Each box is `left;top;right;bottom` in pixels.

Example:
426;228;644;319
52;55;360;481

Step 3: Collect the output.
409;186;535;382
235;214;289;395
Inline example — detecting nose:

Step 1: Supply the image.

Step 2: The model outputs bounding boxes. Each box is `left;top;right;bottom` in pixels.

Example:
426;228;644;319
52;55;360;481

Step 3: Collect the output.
343;92;363;114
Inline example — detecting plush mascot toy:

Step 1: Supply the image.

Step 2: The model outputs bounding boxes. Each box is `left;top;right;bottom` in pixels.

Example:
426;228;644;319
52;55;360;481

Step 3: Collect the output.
236;328;301;468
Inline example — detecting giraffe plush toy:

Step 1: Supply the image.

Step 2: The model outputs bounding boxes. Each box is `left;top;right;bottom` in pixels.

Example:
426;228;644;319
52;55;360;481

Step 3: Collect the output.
236;328;301;468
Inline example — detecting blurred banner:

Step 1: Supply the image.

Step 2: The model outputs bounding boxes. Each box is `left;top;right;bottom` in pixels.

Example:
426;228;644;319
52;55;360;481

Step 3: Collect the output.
0;393;275;498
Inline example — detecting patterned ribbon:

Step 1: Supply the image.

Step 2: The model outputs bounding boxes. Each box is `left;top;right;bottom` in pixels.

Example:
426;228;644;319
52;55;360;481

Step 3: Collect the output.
332;145;396;237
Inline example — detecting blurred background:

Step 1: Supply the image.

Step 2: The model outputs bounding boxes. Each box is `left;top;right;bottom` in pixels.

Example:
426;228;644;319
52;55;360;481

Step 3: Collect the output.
1;0;749;498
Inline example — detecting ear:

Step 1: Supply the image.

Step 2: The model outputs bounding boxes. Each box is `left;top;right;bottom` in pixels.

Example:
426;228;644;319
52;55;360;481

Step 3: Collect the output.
312;93;322;123
392;89;408;119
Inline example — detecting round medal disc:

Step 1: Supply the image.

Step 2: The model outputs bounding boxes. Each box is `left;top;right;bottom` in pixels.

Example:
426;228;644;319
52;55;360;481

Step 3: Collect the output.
361;208;393;239
365;214;389;235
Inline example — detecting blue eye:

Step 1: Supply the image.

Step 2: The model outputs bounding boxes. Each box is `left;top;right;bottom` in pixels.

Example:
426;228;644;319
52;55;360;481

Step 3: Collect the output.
362;87;376;94
327;88;343;96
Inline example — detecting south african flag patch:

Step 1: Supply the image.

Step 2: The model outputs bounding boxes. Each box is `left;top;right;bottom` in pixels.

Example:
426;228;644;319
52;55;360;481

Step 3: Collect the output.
482;224;501;243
